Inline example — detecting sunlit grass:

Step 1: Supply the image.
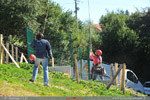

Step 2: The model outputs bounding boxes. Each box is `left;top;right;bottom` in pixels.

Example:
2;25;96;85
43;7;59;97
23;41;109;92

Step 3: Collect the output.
0;63;146;97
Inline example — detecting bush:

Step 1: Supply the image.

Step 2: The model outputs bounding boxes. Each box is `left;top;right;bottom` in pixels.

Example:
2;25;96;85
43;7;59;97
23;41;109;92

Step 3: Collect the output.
49;70;69;79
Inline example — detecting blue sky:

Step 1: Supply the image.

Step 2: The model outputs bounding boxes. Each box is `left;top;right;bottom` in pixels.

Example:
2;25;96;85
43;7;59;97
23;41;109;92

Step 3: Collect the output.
52;0;150;23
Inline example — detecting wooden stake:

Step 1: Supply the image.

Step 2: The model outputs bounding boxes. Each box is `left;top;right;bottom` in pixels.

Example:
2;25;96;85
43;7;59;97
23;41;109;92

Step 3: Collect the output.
20;53;28;63
78;63;88;75
120;64;123;90
20;53;23;63
74;54;79;83
52;57;54;67
122;63;126;94
11;44;14;59
1;40;4;64
0;34;4;64
0;34;1;64
106;64;123;90
15;46;18;62
115;63;118;86
22;53;28;63
1;43;20;68
86;63;89;79
6;43;9;64
110;63;114;80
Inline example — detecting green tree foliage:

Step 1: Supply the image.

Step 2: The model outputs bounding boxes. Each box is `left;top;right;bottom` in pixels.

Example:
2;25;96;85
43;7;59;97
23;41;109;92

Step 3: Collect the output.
127;8;150;82
99;11;139;65
0;0;40;43
0;0;82;47
98;8;150;82
82;21;102;50
90;25;102;51
127;8;150;55
0;0;87;65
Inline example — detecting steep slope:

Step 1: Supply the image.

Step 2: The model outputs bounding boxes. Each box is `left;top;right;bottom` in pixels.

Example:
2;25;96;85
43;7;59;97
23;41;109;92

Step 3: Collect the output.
0;63;145;97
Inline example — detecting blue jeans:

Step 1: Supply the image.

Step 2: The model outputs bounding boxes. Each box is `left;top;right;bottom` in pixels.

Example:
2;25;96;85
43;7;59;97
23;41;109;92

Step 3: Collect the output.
31;57;49;85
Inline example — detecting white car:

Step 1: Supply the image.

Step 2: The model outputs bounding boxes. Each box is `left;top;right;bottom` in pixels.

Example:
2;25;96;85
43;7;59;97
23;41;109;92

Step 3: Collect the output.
143;81;150;95
78;60;145;93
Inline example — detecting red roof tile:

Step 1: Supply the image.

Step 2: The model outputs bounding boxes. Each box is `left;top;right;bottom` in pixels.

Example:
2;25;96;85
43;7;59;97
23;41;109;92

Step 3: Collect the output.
92;24;102;31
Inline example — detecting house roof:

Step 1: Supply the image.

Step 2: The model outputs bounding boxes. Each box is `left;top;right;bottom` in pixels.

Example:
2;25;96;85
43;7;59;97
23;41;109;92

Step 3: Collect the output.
92;24;102;31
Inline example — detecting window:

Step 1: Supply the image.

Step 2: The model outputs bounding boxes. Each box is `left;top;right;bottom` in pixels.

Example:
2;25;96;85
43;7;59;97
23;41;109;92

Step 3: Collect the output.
127;71;138;84
144;83;150;87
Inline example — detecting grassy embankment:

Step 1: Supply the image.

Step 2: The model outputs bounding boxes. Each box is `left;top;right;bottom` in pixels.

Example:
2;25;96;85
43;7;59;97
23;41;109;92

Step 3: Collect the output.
0;63;145;97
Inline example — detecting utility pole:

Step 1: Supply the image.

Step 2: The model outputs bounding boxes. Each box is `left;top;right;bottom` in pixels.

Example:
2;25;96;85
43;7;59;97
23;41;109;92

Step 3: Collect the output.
88;0;92;49
74;0;79;30
88;0;91;80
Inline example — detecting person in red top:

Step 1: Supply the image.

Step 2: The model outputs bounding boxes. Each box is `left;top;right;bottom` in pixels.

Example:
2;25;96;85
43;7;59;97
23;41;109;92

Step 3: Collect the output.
90;49;106;80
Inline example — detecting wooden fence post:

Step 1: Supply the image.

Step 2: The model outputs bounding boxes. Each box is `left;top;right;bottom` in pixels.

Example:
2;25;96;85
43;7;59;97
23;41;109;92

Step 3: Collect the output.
78;63;88;75
120;64;123;90
20;53;23;63
11;44;14;59
52;58;54;67
80;59;83;78
114;63;118;86
86;63;89;80
0;34;4;64
110;63;114;80
6;43;9;64
74;54;79;83
0;34;1;63
121;63;126;94
20;53;28;63
1;43;20;68
15;46;18;62
22;53;28;63
106;64;123;90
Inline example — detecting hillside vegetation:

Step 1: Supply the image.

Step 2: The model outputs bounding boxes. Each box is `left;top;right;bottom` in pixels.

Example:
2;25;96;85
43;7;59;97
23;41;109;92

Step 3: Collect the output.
1;0;150;82
0;63;145;97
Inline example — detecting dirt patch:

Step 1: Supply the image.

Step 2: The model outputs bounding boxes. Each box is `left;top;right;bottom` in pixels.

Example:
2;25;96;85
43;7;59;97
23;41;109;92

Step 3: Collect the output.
52;85;70;92
0;81;39;96
125;88;145;96
34;81;70;92
0;91;4;96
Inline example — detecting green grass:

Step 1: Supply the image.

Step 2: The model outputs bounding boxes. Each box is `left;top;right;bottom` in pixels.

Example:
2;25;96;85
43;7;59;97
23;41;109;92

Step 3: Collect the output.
0;63;146;97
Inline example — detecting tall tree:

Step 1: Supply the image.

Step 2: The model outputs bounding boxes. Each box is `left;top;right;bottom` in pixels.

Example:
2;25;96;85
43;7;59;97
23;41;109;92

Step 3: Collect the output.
99;11;139;67
127;8;150;82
